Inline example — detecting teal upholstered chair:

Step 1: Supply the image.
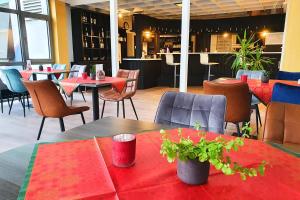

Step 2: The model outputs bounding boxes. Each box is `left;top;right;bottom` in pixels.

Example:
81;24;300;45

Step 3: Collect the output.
52;64;67;81
236;70;265;134
0;69;30;117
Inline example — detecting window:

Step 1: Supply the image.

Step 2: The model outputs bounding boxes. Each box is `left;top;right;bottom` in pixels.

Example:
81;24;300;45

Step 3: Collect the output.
0;0;17;9
0;12;22;62
20;0;48;15
0;0;52;69
25;18;50;59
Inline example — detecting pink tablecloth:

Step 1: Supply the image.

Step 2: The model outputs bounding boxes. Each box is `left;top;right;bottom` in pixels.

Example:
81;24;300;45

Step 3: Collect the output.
59;77;127;97
218;79;299;105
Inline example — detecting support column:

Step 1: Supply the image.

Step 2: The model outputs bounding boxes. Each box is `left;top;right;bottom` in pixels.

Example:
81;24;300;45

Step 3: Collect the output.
280;0;300;72
110;0;119;76
179;0;190;92
50;0;70;69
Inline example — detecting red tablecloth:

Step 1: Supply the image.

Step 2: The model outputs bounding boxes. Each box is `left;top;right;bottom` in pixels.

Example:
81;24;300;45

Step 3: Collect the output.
59;77;127;97
20;69;66;80
19;129;300;199
18;139;117;200
218;79;299;105
96;129;300;200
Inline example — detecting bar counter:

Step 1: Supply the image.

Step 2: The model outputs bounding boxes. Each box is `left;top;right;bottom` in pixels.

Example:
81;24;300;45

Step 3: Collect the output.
121;58;162;89
121;52;281;89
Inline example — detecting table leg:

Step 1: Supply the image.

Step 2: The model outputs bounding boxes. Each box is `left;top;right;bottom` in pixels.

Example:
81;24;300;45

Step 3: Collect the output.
92;87;99;121
208;65;211;81
174;66;177;88
32;74;37;81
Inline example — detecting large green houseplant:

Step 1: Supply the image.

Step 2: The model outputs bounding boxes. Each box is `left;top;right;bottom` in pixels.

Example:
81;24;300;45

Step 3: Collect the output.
231;30;273;72
160;126;266;185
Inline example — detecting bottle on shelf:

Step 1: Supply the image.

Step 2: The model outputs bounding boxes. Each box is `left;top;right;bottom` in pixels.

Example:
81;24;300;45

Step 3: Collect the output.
101;28;104;38
85;27;88;36
85;39;88;48
90;16;93;24
91;41;94;48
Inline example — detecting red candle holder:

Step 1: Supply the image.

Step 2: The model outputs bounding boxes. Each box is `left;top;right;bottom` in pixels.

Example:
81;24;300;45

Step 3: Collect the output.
112;134;136;168
82;72;88;80
241;75;248;82
47;67;52;72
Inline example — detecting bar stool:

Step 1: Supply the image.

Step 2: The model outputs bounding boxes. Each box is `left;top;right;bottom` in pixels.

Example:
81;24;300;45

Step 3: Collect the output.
165;54;180;88
200;53;218;81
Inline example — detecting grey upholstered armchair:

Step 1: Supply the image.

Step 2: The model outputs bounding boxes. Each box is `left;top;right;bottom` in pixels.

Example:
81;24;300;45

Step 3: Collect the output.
154;91;226;134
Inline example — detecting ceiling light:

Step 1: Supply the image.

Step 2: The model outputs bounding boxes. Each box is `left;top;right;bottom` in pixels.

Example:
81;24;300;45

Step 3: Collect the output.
175;3;182;7
223;32;229;38
260;30;269;38
144;31;152;38
118;13;123;18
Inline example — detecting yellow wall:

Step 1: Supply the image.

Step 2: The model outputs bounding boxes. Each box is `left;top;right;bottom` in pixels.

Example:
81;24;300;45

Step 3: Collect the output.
281;0;300;72
50;0;70;69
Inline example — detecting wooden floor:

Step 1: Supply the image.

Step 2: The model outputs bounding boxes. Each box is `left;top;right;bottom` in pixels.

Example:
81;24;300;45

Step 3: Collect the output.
0;86;266;153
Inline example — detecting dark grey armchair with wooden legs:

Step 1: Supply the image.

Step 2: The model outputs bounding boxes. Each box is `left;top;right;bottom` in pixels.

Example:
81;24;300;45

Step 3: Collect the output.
23;80;89;140
154;91;227;134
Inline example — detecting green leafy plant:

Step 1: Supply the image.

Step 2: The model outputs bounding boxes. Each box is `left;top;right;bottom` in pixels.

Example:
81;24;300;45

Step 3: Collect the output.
231;30;273;72
90;65;96;74
160;126;266;181
251;47;274;70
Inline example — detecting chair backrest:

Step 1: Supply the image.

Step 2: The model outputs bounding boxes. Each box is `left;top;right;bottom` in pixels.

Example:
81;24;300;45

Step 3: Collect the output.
154;91;226;134
0;78;8;90
68;65;86;78
203;80;251;123
165;54;175;65
52;64;67;80
200;53;209;65
0;69;27;93
117;69;140;97
277;71;300;81
236;69;264;80
271;83;300;105
263;102;300;147
23;80;69;118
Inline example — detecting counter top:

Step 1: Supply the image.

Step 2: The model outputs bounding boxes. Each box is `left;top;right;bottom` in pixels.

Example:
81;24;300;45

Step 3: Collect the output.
123;58;162;61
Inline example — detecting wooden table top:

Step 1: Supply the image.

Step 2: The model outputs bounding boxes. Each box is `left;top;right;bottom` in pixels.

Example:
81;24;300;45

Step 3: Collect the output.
0;117;171;200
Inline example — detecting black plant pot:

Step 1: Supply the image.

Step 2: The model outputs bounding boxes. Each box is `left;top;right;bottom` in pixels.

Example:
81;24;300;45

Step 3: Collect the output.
90;73;96;80
177;159;210;185
261;75;269;83
39;65;44;71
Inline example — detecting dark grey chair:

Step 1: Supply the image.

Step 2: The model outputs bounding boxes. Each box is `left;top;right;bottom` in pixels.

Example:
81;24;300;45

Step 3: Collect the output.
154;91;226;134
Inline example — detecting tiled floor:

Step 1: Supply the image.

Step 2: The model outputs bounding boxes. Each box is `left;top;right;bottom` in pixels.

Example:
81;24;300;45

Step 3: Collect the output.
0;86;266;153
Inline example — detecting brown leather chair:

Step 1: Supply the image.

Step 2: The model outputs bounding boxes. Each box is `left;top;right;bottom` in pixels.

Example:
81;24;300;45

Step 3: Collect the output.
100;69;139;120
23;80;89;140
203;80;251;135
263;102;300;153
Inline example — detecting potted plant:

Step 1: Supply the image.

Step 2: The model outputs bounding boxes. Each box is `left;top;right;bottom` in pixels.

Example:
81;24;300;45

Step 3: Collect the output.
231;30;273;80
90;65;96;80
160;125;266;185
261;70;271;83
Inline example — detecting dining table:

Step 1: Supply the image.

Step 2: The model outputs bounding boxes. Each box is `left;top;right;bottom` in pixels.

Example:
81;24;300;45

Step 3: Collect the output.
1;118;300;200
215;78;299;105
20;69;78;81
58;76;133;121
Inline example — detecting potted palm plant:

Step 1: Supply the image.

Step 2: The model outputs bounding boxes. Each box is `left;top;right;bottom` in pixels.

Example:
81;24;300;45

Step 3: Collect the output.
90;65;96;80
160;125;266;185
231;30;273;80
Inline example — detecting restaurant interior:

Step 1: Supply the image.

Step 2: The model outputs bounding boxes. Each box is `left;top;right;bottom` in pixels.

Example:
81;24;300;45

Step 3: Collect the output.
1;0;300;199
